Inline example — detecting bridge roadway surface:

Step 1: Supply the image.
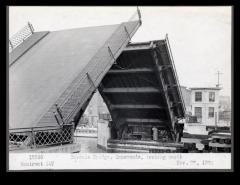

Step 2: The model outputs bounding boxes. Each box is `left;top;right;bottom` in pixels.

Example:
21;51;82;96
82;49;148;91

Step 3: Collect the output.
9;20;140;129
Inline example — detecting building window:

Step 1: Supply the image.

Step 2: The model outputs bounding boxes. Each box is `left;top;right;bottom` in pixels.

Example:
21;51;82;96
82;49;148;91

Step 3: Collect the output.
209;92;215;102
195;92;202;102
194;107;202;118
208;107;214;118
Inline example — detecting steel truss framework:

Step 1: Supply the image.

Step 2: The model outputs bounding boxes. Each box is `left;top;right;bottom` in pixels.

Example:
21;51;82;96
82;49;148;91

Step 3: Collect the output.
99;39;185;142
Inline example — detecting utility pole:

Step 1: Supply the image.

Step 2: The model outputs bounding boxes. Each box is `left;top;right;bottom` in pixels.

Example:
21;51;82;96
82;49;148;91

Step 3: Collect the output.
216;71;223;88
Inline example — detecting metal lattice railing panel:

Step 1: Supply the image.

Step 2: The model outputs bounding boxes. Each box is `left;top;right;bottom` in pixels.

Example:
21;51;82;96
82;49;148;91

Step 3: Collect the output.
17;9;141;130
9;22;34;53
58;21;141;124
9;124;74;150
9;132;31;149
37;12;141;127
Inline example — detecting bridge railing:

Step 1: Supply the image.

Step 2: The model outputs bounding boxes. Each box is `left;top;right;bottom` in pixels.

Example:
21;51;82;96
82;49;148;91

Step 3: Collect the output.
51;8;142;124
9;22;34;53
9;123;74;151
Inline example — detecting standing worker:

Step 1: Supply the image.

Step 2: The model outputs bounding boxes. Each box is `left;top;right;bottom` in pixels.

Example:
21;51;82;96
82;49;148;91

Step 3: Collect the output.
152;127;158;141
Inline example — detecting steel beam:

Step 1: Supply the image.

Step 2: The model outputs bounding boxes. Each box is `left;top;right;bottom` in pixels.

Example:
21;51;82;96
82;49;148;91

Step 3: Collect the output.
125;118;166;123
150;45;176;141
127;124;167;128
110;104;165;109
108;66;173;74
123;44;153;51
102;87;160;93
108;68;153;74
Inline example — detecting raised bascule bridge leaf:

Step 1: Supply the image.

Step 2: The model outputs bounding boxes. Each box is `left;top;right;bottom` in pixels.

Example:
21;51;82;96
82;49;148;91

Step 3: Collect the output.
9;10;185;150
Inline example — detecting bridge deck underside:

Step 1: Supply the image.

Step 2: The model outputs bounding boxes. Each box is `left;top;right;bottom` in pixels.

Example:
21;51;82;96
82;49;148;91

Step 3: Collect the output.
99;41;185;139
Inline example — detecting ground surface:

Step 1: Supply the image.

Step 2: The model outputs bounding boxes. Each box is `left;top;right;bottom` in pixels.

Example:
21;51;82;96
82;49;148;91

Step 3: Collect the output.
74;137;106;153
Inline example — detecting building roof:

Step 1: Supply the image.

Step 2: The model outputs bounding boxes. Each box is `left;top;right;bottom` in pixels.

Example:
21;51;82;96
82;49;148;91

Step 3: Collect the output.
190;87;221;91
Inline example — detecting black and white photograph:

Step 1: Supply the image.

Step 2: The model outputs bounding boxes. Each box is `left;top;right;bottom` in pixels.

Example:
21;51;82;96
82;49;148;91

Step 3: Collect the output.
7;6;232;171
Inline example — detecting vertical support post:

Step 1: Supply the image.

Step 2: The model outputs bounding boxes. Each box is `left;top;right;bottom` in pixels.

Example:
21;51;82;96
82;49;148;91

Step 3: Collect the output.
108;46;116;64
60;124;63;146
9;40;13;50
55;104;63;120
71;120;75;143
215;112;218;130
28;22;34;34
215;71;223;88
152;127;158;141
176;133;180;143
31;128;36;148
175;123;182;143
53;111;61;126
55;103;65;125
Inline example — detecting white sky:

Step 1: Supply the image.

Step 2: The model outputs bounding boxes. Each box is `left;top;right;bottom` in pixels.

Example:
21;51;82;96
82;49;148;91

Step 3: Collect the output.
9;6;232;97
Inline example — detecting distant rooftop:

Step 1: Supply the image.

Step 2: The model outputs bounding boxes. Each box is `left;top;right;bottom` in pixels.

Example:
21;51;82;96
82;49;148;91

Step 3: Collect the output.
190;87;221;91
